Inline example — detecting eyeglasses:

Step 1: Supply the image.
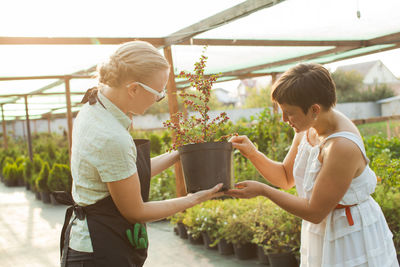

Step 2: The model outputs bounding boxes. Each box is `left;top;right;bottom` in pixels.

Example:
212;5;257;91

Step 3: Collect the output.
127;82;166;102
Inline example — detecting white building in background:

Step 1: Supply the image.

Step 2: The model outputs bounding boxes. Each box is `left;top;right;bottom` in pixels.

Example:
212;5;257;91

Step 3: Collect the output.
377;95;400;116
213;88;238;106
336;60;400;94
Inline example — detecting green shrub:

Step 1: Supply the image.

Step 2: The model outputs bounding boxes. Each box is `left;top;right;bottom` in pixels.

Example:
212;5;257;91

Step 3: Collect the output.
217;198;257;246
2;163;12;181
47;163;71;192
15;156;25;167
16;164;24;183
373;185;400;252
32;154;43;174
182;203;204;239
253;201;301;254
3;162;18;184
55;148;70;165
149;167;176;201
2;156;14;167
23;159;33;183
36;162;50;192
169;211;185;225
161;131;171;148
149;134;162;156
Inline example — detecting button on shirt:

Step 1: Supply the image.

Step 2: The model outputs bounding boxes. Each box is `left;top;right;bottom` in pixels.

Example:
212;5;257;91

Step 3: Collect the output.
69;90;138;252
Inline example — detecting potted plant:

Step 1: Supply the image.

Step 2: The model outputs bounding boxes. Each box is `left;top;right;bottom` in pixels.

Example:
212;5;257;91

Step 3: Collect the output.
1;156;14;184
260;204;300;267
182;204;204;245
30;155;43;198
47;163;71;205
3;162;18;187
35;161;51;204
221;198;257;260
15;156;26;186
169;212;187;239
198;200;226;250
164;48;236;193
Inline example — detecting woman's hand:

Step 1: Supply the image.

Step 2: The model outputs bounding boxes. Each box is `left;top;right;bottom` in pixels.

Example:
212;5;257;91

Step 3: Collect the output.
224;181;265;199
191;183;225;204
229;135;258;159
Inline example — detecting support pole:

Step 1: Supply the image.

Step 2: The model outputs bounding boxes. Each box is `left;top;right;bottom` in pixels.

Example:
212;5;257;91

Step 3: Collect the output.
12;120;16;139
1;104;8;149
22;117;26;140
163;46;187;197
271;73;279;113
24;96;33;161
47;115;52;134
65;76;73;162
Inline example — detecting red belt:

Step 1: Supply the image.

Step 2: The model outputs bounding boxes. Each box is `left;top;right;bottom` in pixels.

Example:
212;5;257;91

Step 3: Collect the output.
335;204;357;226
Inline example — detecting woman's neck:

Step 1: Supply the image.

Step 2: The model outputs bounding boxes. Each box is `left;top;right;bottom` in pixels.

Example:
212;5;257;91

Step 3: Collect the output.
313;109;339;139
100;84;129;115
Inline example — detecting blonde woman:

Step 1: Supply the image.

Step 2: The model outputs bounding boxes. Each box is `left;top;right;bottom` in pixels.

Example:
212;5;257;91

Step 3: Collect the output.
227;64;398;266
60;41;223;267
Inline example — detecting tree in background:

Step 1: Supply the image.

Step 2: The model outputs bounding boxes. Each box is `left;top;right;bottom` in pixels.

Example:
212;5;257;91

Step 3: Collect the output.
332;69;395;102
242;85;273;109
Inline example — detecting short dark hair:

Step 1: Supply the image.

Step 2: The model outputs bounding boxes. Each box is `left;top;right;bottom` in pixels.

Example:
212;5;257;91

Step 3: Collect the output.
271;63;336;114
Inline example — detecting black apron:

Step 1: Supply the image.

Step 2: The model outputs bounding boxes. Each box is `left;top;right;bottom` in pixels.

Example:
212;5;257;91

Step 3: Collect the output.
57;139;151;267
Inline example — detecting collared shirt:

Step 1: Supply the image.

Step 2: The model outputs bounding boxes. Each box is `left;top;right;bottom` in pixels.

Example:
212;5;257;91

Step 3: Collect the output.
69;90;137;252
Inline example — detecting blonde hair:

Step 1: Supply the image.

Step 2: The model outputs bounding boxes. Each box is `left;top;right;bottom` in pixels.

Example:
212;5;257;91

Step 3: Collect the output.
97;41;170;88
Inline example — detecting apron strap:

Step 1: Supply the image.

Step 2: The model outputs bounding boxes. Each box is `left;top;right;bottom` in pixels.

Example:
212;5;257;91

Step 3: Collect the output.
60;204;87;266
60;206;74;266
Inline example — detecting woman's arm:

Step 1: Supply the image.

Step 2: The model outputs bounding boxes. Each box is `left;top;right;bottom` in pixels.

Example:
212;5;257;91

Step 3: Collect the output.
150;150;180;177
227;138;362;224
230;133;303;190
107;172;223;224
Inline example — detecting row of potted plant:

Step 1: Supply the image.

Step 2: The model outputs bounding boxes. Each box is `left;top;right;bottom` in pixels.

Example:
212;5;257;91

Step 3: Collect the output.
1;154;71;205
169;196;300;266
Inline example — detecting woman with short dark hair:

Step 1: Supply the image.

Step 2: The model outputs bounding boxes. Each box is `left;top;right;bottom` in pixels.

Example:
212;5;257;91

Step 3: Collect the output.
227;63;398;266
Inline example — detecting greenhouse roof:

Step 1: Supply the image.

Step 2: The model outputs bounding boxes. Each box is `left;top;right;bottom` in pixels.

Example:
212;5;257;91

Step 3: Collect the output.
1;0;400;120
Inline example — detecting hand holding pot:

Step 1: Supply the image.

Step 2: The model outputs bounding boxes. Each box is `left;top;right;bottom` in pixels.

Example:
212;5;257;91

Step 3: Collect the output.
229;135;258;159
191;183;225;204
225;181;265;199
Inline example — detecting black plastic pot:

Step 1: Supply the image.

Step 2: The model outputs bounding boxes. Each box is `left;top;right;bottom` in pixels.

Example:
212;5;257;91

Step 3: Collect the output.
201;232;217;250
173;226;179;236
5;179;18;187
233;243;257;260
41;192;51;204
177;223;188;239
178;142;233;193
188;234;203;245
267;251;298;267
50;193;60;205
35;191;41;200
17;178;25;187
257;246;269;265
217;239;234;255
25;182;30;191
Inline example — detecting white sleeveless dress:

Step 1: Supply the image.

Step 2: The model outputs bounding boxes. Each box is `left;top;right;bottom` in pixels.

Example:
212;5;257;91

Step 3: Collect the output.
293;131;398;266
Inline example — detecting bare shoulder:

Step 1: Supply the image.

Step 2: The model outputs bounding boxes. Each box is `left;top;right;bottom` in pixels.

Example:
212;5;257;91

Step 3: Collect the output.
323;137;361;162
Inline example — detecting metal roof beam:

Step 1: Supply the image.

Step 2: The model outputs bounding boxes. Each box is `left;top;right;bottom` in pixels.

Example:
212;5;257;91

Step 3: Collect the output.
164;0;285;47
179;39;366;47
218;46;357;77
0;37;165;46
